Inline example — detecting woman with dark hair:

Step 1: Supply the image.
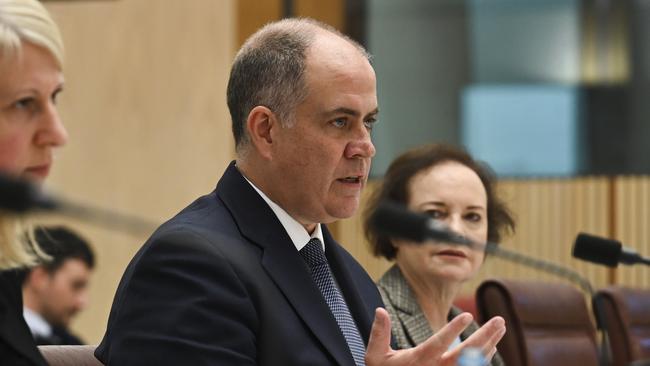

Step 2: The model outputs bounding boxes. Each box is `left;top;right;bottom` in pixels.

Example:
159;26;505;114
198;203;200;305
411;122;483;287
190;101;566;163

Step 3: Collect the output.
364;144;514;365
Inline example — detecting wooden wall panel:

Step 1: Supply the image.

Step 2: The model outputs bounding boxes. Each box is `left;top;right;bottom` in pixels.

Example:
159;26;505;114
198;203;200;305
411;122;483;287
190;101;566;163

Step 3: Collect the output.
334;177;613;297
463;177;611;294
237;0;282;47
295;0;345;31
236;0;345;49
42;0;236;344
614;176;650;287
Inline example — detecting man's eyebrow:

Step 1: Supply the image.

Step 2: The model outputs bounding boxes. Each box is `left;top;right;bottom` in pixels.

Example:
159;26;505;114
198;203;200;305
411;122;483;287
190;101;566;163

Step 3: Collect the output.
366;108;379;118
322;107;379;119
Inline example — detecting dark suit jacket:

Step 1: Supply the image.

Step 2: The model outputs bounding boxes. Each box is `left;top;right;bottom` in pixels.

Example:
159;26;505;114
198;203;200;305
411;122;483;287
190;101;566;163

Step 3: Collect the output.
0;270;48;366
96;162;384;366
34;325;84;346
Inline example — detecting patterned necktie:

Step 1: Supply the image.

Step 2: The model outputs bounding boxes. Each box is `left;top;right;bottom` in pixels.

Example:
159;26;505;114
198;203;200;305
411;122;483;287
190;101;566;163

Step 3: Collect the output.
300;238;366;366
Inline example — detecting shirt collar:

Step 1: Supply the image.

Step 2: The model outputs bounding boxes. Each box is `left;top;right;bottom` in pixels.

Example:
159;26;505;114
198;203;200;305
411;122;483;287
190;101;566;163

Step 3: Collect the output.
23;307;52;338
243;175;324;252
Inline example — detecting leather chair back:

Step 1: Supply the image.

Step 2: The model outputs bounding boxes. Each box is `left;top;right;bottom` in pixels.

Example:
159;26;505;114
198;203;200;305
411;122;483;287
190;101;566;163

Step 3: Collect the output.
595;286;650;366
38;345;102;366
476;279;599;366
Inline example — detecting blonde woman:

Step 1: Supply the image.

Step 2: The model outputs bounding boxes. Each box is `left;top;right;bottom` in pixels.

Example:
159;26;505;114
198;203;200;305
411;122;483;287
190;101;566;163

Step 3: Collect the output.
0;0;68;364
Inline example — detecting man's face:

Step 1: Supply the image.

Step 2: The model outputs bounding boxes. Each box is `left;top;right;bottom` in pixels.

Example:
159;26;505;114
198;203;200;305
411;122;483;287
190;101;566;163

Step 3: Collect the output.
269;33;378;230
40;258;92;327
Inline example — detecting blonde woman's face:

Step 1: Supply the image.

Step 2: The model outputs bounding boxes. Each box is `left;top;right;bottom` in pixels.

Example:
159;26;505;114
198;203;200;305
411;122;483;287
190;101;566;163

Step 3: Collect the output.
0;42;67;182
395;161;488;284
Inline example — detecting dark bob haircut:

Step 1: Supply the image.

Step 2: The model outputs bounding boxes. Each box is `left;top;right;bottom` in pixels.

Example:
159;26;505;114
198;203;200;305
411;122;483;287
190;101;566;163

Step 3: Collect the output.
363;144;515;260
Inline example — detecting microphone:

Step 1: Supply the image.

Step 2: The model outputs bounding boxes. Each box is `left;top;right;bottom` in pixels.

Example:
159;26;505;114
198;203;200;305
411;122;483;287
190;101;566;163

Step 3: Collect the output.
369;201;474;246
0;173;58;212
0;173;157;236
573;232;650;267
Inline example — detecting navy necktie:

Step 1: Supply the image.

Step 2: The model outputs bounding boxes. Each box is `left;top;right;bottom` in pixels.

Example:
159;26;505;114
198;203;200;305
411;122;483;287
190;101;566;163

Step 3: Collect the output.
300;238;366;366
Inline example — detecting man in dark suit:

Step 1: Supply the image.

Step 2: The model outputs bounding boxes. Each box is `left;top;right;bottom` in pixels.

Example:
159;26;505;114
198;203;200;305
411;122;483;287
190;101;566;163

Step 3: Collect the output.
21;226;95;346
96;18;505;366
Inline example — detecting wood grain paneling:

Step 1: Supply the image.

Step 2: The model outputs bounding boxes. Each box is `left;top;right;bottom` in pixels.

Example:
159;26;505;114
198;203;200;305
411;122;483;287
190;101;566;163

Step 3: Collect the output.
237;0;282;47
465;177;611;294
235;0;345;49
333;177;613;296
614;176;650;288
295;0;345;31
42;0;236;344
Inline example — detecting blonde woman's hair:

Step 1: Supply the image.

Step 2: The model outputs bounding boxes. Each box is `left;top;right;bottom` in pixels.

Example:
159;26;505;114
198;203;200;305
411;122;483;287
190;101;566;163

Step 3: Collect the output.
0;0;63;269
0;0;64;67
0;217;40;269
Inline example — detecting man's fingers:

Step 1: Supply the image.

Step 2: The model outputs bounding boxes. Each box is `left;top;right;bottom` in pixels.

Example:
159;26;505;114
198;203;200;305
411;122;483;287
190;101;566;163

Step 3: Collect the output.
436;315;505;365
481;324;506;356
366;308;393;364
475;327;505;363
416;312;473;361
460;316;506;354
486;346;498;362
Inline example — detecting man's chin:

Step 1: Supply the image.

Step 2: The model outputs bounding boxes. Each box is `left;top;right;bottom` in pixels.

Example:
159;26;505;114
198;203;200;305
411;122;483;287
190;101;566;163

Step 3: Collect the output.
326;204;361;222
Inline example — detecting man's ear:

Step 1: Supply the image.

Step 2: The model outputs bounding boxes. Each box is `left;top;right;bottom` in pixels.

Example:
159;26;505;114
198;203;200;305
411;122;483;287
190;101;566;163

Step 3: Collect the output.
25;266;50;290
246;106;278;160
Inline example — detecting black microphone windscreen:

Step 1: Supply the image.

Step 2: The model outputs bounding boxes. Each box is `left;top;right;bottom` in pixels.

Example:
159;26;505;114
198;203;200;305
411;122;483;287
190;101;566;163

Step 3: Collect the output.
368;202;431;242
0;173;40;213
573;233;622;267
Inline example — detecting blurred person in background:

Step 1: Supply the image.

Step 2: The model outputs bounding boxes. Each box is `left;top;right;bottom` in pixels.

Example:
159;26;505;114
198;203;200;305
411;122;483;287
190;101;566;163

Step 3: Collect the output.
0;0;68;364
364;144;515;365
21;226;95;346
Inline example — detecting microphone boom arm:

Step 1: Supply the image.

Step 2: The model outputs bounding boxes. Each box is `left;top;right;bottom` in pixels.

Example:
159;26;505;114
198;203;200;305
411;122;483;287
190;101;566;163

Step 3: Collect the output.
482;242;594;295
53;199;158;236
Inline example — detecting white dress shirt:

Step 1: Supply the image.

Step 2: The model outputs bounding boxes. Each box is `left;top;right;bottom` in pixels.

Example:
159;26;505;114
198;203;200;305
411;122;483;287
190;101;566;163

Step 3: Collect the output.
23;307;52;339
244;175;325;251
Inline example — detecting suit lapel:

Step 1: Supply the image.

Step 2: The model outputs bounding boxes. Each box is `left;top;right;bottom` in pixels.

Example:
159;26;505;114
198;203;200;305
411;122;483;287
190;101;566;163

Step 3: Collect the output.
217;162;355;366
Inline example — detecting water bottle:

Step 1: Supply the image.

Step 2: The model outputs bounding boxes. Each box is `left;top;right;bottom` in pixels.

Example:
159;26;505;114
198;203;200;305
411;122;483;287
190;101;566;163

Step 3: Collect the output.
457;347;487;366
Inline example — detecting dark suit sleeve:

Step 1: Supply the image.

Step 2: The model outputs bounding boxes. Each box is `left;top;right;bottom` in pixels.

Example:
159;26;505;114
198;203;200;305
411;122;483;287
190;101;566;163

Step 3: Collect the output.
98;229;258;366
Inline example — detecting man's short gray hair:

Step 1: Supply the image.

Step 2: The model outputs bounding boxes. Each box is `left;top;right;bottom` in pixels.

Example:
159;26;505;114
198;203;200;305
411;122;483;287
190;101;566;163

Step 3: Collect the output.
226;17;370;155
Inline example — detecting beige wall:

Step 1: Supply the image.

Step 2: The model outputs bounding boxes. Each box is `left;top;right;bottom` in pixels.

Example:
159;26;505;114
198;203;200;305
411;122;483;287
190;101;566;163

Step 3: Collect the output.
41;0;236;344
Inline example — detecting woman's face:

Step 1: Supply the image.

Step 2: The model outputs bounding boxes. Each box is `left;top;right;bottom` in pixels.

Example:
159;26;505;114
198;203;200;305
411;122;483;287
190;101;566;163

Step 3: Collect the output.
395;161;488;284
0;42;67;182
